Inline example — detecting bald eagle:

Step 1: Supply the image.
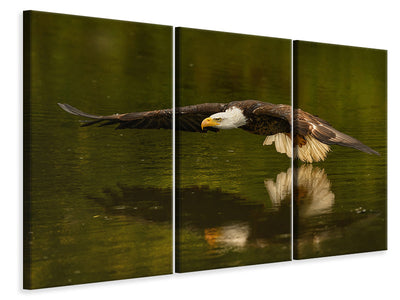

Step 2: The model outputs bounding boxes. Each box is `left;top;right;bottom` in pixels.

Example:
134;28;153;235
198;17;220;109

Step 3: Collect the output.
58;100;379;163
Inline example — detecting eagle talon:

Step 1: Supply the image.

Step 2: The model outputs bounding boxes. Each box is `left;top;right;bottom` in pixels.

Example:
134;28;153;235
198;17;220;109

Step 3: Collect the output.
294;135;307;147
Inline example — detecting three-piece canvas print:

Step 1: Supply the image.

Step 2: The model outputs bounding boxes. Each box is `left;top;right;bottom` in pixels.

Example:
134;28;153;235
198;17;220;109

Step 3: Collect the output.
23;11;387;289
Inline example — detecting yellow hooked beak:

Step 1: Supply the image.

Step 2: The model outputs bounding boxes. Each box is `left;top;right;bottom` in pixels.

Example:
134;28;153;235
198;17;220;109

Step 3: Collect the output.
201;117;220;130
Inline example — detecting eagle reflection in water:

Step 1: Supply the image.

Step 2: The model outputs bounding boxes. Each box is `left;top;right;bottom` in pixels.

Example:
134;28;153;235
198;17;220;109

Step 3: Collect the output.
264;164;335;215
203;165;335;252
88;165;348;262
204;165;335;252
264;165;336;258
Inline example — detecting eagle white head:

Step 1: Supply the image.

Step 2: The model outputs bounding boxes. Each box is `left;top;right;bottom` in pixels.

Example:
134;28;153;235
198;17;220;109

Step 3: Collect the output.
201;107;247;130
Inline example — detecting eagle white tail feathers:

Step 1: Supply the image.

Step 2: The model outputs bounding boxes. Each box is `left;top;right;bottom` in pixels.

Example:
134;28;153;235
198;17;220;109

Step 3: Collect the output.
263;133;292;157
263;134;330;163
295;135;330;163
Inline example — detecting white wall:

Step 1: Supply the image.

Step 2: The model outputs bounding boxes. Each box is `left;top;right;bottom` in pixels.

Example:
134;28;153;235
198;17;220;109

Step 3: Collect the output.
1;1;399;299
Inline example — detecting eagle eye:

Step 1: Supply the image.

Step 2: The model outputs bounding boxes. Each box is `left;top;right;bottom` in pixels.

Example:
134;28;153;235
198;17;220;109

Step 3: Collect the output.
215;117;222;122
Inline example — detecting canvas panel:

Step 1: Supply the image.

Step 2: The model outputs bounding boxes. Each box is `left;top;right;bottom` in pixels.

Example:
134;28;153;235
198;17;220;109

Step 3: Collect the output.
175;28;292;272
23;11;173;289
293;41;387;259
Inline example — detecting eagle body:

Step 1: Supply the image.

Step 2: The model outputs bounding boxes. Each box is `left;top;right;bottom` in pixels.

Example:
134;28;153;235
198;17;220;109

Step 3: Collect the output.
58;100;379;163
241;111;291;137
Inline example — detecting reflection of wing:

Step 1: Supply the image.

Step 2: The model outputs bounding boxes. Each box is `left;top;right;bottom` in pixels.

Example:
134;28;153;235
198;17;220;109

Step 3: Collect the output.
294;109;379;155
294;164;335;217
264;168;292;206
58;103;226;132
264;165;335;216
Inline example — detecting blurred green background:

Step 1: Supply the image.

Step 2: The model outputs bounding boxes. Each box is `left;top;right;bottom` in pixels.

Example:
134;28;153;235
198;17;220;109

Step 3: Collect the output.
24;11;172;288
293;41;387;258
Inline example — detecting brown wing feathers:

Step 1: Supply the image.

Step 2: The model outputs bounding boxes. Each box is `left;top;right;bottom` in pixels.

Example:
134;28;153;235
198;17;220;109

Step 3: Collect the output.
58;103;107;120
58;103;168;129
250;102;379;156
294;109;380;156
58;102;225;132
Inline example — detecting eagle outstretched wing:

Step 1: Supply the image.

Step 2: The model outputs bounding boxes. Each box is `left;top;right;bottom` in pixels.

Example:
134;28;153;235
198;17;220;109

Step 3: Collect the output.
252;102;292;124
251;102;379;156
294;108;380;155
58;103;226;132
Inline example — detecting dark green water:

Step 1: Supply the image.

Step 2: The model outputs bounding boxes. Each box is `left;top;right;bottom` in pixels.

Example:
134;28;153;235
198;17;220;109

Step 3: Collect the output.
176;28;292;272
293;41;387;258
24;11;173;288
